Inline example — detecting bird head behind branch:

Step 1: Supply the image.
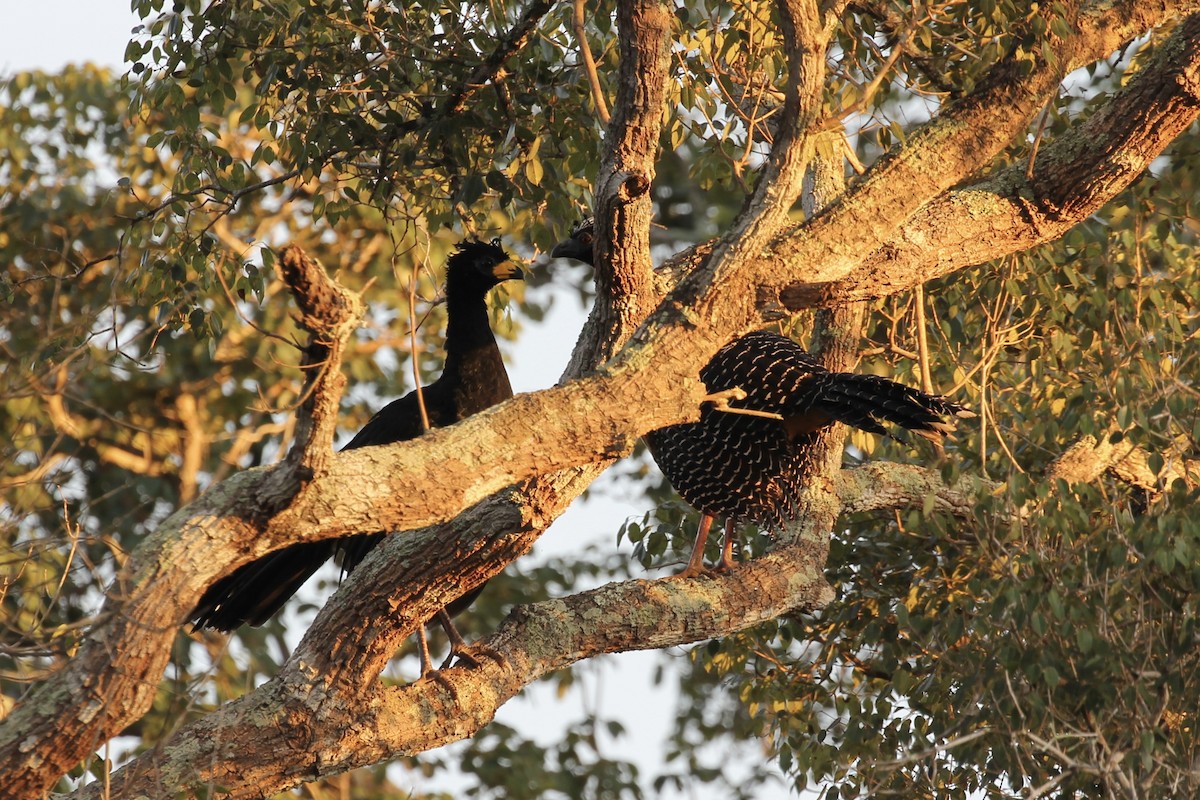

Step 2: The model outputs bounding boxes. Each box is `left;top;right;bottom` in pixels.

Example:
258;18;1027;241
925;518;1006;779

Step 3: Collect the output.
549;217;595;266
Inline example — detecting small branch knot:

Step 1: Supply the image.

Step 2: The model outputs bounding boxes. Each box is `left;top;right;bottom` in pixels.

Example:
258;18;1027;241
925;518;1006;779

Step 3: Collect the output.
617;173;651;201
278;245;363;339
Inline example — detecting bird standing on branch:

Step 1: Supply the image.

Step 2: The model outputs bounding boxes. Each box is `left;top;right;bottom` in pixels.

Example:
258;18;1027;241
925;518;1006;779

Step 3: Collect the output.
551;217;971;576
192;237;525;672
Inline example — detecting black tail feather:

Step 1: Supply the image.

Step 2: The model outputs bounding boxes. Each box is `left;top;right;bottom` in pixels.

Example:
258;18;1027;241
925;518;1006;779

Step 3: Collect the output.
190;541;333;631
811;372;972;443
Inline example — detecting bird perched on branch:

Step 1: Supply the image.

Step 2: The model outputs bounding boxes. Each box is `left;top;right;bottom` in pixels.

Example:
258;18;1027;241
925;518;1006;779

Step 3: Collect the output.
551;217;971;576
192;237;524;672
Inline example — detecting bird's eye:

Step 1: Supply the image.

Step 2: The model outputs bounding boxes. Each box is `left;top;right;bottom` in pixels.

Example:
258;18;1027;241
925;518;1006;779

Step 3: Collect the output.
490;237;501;247
580;233;593;245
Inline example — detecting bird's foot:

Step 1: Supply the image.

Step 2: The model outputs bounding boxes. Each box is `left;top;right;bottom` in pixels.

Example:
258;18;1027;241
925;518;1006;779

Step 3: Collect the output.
673;558;738;580
425;669;459;702
439;641;505;672
715;552;738;573
672;562;718;580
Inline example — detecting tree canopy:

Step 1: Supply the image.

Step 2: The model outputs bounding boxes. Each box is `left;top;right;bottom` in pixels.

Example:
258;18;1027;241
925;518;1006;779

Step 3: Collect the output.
2;0;1200;797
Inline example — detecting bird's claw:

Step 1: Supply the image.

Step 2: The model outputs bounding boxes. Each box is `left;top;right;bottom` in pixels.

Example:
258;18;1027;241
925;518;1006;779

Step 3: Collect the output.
440;642;505;671
673;563;717;580
673;558;738;580
418;647;501;702
426;669;459;702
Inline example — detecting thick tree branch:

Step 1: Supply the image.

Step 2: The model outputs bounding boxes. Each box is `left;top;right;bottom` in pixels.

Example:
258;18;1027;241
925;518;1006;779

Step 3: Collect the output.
640;2;1200;385
571;0;674;374
77;513;837;799
2;307;711;796
661;0;827;350
835;462;986;519
0;472;263;798
63;417;1191;797
738;1;1082;298
781;13;1200;307
0;245;364;798
628;1;1105;391
650;2;1199;314
1047;429;1199;495
734;0;826;231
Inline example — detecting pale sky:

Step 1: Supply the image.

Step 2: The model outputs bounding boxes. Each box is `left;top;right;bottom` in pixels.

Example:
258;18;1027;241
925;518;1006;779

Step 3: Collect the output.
0;2;139;75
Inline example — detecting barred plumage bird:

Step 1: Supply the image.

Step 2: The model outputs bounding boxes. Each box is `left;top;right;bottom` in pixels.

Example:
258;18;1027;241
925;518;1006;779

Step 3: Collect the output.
192;237;524;671
552;217;971;576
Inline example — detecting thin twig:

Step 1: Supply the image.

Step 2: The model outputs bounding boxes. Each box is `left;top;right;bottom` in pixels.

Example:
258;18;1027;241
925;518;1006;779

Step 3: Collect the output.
914;283;933;395
711;406;786;421
702;386;786;421
573;0;610;125
441;0;554;117
127;168;302;224
1027;97;1054;179
871;727;993;770
408;246;432;433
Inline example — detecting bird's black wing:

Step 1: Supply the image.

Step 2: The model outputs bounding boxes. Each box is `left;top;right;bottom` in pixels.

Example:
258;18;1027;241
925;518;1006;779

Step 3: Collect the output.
342;387;440;450
334;381;460;573
190;382;452;631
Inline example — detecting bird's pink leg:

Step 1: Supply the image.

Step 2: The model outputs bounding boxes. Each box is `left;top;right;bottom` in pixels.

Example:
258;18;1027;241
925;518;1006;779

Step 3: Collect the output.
716;518;737;572
417;627;435;678
437;610;505;671
677;514;715;578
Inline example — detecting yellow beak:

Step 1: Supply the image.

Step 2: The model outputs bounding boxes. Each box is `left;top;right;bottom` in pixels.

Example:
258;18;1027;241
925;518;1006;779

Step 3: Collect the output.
492;259;525;280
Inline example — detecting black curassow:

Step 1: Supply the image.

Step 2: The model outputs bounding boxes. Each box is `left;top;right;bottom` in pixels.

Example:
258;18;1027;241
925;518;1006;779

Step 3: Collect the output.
191;237;524;671
551;218;972;576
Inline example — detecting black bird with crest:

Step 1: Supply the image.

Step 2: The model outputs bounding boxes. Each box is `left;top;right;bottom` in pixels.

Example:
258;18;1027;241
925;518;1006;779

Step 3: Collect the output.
192;237;524;671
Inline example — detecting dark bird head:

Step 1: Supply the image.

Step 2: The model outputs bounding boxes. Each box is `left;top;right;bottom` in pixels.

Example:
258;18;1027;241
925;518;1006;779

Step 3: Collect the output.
447;237;525;293
550;216;595;266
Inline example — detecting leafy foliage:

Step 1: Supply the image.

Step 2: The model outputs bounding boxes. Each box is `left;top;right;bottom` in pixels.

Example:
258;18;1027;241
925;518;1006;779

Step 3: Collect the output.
2;0;1199;798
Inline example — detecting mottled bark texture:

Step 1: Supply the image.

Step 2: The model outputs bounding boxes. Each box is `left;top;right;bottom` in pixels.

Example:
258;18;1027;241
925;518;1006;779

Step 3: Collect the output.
3;2;1200;798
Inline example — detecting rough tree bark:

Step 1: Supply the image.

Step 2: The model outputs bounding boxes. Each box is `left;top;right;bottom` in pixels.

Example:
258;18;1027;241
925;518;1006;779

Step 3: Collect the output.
2;1;1199;798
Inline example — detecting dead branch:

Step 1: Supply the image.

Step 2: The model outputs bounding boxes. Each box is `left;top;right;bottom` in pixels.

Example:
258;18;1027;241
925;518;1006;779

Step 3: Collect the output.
275;244;364;476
